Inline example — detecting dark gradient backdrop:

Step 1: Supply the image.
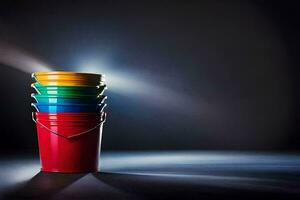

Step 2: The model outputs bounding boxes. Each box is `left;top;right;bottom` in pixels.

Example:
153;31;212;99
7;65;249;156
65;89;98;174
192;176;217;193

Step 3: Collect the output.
0;0;299;154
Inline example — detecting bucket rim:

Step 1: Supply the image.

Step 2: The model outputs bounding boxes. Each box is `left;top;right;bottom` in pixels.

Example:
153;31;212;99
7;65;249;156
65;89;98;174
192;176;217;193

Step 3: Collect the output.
35;117;103;121
31;93;107;100
33;112;106;138
31;82;107;89
32;102;106;106
33;81;105;87
34;78;106;82
35;119;104;124
36;112;105;116
36;112;105;120
31;103;107;112
32;71;105;77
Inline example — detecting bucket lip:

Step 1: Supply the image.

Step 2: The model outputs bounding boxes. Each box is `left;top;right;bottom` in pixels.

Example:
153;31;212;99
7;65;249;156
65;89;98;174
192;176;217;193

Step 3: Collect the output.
36;124;103;128
32;71;105;77
35;119;105;128
36;116;103;120
34;79;105;83
36;119;104;123
35;121;105;128
31;82;107;90
31;93;107;100
35;112;105;121
35;79;106;82
33;81;105;87
32;102;107;107
36;112;105;116
31;103;107;112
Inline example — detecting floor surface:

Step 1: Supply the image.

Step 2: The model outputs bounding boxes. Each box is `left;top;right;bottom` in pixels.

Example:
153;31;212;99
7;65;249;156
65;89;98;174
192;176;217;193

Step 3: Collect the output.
0;151;300;199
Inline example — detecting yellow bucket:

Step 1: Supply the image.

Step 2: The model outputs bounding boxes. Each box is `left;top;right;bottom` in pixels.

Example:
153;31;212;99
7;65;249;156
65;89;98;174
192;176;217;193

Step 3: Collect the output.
32;71;105;86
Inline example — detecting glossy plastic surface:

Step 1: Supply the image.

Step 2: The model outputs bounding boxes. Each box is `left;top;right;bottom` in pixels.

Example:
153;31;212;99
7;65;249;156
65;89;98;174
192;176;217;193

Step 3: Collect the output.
31;83;107;96
33;71;104;78
32;103;107;112
35;113;105;172
36;112;105;122
31;93;107;104
32;71;105;86
34;79;105;86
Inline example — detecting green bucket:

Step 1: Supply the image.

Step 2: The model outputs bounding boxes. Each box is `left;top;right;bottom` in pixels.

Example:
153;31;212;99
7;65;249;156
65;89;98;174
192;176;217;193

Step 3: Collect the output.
32;83;107;96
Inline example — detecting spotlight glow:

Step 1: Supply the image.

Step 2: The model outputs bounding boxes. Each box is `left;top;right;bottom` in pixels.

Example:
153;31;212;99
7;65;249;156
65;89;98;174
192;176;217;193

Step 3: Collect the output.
0;42;51;73
0;158;40;187
77;65;214;116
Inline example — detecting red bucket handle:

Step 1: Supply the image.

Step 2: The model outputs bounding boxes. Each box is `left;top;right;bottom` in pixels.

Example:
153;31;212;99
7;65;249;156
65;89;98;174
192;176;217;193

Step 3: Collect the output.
32;112;106;139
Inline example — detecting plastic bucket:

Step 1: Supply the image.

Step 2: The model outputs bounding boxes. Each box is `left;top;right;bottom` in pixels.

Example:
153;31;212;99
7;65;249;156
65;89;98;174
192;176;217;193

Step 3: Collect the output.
33;112;106;172
31;94;107;104
31;83;107;96
31;103;107;112
36;112;105;122
32;71;105;86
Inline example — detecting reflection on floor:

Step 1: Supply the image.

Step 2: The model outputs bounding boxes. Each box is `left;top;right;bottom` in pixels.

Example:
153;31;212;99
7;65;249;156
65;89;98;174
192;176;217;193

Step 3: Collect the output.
1;151;300;199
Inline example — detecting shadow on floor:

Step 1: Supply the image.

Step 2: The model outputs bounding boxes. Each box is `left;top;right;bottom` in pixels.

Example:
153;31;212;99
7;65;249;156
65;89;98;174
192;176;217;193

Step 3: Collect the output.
92;172;300;200
2;171;300;200
3;172;87;200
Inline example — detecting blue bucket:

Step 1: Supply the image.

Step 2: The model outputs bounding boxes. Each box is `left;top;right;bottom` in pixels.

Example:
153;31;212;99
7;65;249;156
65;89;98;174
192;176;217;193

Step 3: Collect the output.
31;94;107;104
31;103;107;112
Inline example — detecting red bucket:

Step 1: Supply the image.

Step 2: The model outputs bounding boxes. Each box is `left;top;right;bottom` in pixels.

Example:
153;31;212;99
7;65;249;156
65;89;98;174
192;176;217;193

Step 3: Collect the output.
36;112;105;122
33;112;106;173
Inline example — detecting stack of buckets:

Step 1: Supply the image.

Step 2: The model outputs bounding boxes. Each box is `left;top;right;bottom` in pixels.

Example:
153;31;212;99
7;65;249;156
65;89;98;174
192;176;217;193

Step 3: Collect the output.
31;71;107;173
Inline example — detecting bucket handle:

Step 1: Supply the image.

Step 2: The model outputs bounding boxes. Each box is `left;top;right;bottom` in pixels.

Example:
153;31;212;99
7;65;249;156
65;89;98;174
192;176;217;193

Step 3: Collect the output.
31;73;40;83
32;112;106;139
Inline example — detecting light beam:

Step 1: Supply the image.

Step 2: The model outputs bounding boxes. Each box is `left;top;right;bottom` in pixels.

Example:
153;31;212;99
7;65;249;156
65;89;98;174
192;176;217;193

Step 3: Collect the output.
0;42;51;73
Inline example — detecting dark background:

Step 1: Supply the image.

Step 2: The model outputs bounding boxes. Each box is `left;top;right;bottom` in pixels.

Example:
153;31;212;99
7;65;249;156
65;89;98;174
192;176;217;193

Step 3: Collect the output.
0;0;299;154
